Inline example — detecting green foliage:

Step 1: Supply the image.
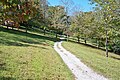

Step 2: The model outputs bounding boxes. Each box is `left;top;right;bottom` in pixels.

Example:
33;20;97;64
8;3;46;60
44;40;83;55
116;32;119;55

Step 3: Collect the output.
70;0;120;54
48;6;66;36
0;0;119;54
0;0;39;25
111;41;120;54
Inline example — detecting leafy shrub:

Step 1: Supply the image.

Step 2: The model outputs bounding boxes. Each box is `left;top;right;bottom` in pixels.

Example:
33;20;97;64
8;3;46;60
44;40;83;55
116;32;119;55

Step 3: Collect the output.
112;41;120;55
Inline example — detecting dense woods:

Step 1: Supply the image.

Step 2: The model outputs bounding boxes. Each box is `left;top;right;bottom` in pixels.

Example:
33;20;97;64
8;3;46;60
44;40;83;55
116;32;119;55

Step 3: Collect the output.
0;0;120;55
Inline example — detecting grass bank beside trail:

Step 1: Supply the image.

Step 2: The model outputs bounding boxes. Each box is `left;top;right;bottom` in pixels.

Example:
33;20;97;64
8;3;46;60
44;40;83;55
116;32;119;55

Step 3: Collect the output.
62;41;120;80
0;27;74;80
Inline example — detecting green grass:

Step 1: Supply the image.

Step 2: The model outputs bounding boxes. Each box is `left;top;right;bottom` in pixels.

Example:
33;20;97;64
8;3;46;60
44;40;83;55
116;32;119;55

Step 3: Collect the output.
62;41;120;80
0;27;74;80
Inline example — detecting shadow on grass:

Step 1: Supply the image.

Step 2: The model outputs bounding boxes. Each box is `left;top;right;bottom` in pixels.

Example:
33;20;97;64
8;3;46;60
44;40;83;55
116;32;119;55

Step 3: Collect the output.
0;38;30;47
68;40;120;60
0;62;7;71
69;40;106;51
0;61;16;80
0;76;16;80
111;56;120;60
0;27;60;46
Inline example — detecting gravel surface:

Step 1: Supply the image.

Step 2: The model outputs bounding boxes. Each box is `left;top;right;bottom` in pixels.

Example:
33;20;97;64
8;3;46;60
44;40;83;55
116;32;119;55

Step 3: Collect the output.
54;41;108;80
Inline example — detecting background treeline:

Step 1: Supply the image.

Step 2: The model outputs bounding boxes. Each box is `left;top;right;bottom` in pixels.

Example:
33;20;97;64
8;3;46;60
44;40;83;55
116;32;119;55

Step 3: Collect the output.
0;0;67;35
70;0;120;55
0;0;120;55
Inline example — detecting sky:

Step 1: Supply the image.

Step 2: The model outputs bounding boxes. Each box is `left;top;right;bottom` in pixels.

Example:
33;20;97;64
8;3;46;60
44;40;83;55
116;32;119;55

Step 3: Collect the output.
48;0;95;12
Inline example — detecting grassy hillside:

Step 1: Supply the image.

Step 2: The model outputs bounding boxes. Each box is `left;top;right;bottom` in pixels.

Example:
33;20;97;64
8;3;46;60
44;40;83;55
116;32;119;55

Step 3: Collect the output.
63;42;120;80
0;27;74;80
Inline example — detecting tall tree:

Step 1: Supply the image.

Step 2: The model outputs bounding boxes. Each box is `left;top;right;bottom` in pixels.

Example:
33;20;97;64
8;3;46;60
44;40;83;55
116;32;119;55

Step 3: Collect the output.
90;0;120;57
0;0;40;32
60;0;74;41
48;6;66;38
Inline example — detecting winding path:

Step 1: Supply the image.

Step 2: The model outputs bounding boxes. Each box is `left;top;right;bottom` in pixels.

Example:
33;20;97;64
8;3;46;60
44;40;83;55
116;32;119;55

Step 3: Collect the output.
54;41;108;80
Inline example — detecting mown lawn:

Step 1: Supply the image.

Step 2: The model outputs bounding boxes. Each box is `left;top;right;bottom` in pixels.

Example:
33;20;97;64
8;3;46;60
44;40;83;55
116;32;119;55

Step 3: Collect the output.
0;27;74;80
62;41;120;80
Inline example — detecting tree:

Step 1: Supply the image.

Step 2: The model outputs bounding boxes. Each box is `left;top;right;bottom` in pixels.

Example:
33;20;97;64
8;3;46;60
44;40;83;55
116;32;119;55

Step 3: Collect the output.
48;6;66;38
71;11;96;44
0;0;40;32
60;0;74;41
90;0;120;57
70;12;83;43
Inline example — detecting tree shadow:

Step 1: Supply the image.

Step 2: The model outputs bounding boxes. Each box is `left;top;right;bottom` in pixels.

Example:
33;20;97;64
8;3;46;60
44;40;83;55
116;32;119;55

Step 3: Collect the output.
0;62;7;71
0;27;60;46
69;40;112;52
0;76;16;80
0;38;30;47
110;56;120;60
0;61;16;80
69;40;120;59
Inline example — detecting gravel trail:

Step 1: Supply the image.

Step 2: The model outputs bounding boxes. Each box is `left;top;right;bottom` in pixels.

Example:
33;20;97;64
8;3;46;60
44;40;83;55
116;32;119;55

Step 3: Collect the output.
54;41;108;80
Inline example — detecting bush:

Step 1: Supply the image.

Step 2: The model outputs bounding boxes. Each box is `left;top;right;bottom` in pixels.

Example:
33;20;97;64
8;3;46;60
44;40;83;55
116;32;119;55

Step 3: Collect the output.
114;46;120;54
112;41;120;55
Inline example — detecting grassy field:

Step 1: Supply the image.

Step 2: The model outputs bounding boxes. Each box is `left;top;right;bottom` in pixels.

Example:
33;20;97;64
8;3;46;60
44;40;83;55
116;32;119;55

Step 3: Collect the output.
62;41;120;80
0;27;74;80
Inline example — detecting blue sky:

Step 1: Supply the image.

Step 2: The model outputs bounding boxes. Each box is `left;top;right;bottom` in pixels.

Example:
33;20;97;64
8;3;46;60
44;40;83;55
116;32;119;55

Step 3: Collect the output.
48;0;95;12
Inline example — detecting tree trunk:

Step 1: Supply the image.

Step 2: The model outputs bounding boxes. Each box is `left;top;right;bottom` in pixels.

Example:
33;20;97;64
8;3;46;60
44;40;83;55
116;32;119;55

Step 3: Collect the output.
67;34;69;42
26;26;28;33
96;39;100;48
97;41;100;48
77;37;80;43
18;28;19;31
56;33;58;38
105;30;108;57
84;39;86;44
44;29;46;35
12;26;13;30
